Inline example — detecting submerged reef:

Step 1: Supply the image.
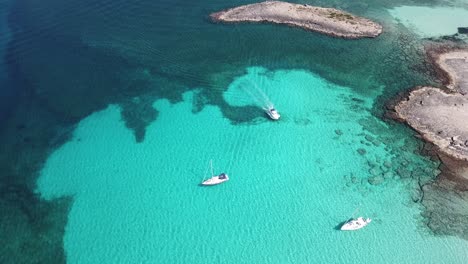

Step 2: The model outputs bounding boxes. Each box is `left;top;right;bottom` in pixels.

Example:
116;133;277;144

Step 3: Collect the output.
210;1;383;39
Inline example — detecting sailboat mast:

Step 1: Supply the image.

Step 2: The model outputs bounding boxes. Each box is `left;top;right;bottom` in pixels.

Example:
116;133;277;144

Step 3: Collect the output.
210;159;214;177
351;207;360;219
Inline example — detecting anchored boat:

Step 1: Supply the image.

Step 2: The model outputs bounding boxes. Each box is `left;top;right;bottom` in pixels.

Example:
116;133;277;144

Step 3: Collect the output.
340;217;372;231
201;160;229;186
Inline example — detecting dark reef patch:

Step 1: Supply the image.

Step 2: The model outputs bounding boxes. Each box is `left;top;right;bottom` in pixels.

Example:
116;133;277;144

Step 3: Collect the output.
421;174;468;240
371;27;439;118
0;184;70;264
120;96;159;143
0;87;74;263
459;27;468;34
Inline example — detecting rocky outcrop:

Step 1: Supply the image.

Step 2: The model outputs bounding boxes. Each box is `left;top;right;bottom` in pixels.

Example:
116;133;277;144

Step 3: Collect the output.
458;27;468;34
395;86;468;161
436;51;468;95
394;49;468;162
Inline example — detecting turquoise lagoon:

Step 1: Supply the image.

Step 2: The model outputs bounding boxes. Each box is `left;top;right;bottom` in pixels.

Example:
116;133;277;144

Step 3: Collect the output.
37;68;468;263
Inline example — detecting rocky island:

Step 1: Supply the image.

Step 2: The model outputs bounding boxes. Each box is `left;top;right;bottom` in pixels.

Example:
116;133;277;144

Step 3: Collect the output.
210;1;383;39
395;50;468;163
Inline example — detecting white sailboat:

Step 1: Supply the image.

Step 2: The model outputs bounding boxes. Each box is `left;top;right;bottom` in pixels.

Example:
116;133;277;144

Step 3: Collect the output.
340;217;372;231
201;160;229;186
340;207;371;231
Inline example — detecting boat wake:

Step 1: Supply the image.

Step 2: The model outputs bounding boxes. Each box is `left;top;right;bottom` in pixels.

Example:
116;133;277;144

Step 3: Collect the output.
237;79;274;110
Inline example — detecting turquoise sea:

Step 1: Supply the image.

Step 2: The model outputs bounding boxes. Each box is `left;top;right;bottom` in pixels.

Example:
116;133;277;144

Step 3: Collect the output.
1;0;468;263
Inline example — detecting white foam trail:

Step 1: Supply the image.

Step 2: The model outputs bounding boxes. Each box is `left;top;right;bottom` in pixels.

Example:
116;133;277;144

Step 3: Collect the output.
237;79;274;109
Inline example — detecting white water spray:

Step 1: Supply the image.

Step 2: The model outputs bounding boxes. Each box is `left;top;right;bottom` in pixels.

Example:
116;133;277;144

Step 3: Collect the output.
237;79;274;110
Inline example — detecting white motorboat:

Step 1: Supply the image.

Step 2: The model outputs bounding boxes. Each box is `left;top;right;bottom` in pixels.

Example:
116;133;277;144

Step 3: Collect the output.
266;107;280;120
340;217;371;231
201;160;229;186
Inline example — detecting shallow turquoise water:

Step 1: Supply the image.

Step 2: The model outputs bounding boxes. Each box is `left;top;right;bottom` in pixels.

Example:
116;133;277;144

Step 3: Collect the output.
37;68;468;263
389;6;468;37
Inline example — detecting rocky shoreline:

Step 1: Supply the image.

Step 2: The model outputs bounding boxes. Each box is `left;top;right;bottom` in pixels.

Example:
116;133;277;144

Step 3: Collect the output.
210;1;383;39
387;45;468;239
393;48;468;164
395;86;468;162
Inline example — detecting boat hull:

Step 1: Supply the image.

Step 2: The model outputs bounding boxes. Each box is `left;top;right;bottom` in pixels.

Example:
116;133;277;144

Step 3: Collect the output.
266;110;280;120
340;217;371;231
201;175;229;186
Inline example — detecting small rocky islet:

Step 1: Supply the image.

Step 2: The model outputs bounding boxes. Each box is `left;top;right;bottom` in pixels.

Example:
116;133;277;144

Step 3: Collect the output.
210;1;383;39
394;49;468;165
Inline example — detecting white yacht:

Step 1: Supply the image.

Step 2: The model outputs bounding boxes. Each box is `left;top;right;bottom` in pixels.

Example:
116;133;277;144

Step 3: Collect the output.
340;217;372;231
265;107;280;120
201;160;229;186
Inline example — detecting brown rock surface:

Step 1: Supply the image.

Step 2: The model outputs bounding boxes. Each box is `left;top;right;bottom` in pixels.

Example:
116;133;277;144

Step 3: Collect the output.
210;1;383;39
437;51;468;94
395;86;468;161
395;50;468;161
